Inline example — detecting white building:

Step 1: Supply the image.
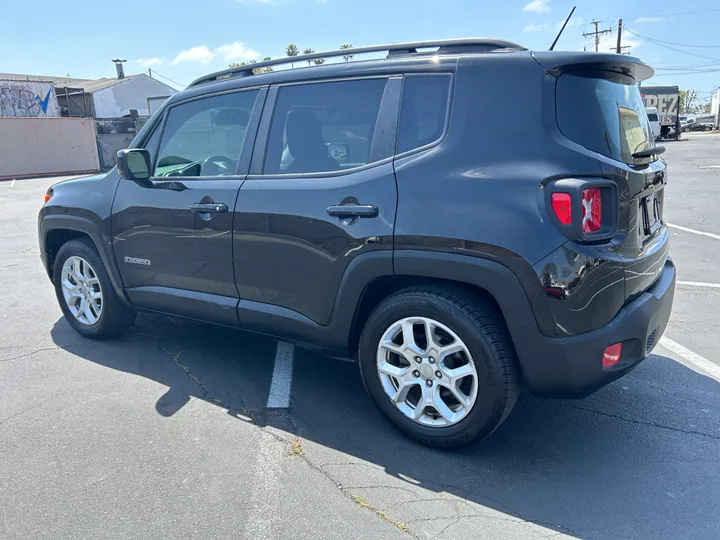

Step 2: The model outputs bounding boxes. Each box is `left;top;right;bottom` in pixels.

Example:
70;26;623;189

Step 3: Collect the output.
0;72;177;118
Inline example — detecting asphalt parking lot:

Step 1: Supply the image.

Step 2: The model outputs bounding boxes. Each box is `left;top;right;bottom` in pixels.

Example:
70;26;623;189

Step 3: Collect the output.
2;133;719;540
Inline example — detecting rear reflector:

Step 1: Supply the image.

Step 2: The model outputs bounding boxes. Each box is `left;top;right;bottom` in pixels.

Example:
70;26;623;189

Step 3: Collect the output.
602;343;622;368
582;188;602;233
551;193;572;225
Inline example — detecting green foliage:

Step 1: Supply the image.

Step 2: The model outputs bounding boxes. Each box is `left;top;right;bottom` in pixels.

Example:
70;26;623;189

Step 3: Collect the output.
679;89;699;114
340;43;353;62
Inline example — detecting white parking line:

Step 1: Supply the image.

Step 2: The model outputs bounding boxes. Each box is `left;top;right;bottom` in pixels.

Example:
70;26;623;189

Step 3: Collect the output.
667;223;720;241
0;179;16;187
267;341;294;408
659;337;720;383
677;281;720;289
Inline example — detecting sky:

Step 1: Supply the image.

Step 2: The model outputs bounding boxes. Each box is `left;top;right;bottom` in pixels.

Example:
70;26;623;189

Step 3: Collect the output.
3;0;720;106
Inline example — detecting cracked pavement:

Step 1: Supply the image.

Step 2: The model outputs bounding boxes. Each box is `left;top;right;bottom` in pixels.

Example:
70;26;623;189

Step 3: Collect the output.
1;135;720;539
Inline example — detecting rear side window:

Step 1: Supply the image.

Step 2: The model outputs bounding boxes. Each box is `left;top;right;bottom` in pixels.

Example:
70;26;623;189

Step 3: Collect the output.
398;75;451;154
556;74;654;165
154;90;258;177
263;78;388;175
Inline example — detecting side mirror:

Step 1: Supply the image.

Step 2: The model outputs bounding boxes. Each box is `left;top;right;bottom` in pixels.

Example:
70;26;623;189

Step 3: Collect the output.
117;149;151;181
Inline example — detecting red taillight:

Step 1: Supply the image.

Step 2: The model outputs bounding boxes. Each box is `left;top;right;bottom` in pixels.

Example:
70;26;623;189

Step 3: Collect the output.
551;193;572;225
582;188;602;233
602;343;622;368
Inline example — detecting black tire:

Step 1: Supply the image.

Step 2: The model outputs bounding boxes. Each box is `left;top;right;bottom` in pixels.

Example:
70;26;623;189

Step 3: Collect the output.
53;238;136;339
358;286;520;448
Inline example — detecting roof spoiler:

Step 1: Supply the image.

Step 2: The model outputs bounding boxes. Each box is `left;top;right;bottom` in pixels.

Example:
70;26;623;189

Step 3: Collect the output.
531;51;654;82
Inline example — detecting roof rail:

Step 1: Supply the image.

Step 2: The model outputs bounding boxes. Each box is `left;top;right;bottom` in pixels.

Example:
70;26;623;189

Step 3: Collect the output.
188;38;525;88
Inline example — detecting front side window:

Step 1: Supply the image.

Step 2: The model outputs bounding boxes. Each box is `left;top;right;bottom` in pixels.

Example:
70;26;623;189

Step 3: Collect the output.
398;75;451;154
263;78;388;175
154;90;258;177
556;74;654;165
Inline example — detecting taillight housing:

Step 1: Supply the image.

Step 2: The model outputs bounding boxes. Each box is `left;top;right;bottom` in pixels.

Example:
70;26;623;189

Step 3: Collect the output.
546;179;618;242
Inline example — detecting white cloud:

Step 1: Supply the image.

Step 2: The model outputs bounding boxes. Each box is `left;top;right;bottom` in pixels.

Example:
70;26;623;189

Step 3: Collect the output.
593;30;642;54
172;46;215;65
523;23;549;33
522;0;550;13
635;16;663;24
215;41;261;62
135;57;162;67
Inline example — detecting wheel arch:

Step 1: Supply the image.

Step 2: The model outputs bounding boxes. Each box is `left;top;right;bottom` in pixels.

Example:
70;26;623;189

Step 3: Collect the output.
40;215;129;305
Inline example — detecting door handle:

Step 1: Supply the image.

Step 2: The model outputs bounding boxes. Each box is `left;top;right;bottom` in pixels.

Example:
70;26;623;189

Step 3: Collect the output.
190;202;228;213
327;204;378;218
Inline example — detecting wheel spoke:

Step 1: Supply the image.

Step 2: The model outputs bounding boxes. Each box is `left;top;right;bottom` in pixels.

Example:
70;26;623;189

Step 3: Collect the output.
423;319;436;349
378;361;410;379
438;342;464;362
82;301;98;324
401;321;418;352
445;362;474;382
392;382;413;404
433;388;457;423
441;382;471;408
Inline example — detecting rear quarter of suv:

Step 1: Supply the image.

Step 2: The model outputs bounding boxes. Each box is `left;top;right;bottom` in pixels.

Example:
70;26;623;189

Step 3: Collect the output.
39;40;675;448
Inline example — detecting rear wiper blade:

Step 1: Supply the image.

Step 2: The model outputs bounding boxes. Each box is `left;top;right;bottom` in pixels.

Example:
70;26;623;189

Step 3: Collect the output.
632;146;666;159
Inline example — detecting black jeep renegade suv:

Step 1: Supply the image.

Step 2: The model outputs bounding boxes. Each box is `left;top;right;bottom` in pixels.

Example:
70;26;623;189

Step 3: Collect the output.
39;39;675;447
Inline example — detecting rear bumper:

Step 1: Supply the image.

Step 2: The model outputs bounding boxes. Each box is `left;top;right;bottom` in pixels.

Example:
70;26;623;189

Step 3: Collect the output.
522;258;676;398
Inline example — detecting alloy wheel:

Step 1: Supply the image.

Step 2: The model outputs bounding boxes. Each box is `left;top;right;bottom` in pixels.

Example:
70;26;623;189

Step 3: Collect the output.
60;256;103;326
376;317;479;427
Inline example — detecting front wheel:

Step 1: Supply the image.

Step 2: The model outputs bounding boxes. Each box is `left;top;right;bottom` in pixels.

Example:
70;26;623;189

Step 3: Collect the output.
358;286;520;448
54;238;136;338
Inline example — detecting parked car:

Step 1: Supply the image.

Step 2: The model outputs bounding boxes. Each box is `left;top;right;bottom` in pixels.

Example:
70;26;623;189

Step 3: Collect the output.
38;39;675;448
688;121;714;132
645;107;661;139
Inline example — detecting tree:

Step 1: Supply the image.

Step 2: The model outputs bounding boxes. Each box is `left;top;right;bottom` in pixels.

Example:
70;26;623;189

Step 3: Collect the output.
313;58;325;65
340;43;353;62
286;44;299;68
702;101;712;114
303;48;315;66
227;58;273;74
679;89;699;114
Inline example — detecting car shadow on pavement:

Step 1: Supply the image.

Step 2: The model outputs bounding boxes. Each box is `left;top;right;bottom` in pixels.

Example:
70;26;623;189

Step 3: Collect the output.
51;313;720;540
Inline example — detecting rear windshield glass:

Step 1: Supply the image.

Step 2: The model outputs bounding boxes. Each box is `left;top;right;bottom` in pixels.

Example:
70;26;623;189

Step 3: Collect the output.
557;73;654;165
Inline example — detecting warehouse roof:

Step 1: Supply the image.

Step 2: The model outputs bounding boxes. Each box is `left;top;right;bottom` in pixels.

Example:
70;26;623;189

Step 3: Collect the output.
0;73;171;92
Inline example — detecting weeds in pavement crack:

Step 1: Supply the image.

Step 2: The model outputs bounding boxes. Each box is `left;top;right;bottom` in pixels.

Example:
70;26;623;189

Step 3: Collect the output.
290;436;305;457
351;495;410;534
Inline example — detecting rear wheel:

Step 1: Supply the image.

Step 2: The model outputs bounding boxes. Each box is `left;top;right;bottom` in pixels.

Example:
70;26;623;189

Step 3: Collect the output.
358;286;520;448
54;238;135;338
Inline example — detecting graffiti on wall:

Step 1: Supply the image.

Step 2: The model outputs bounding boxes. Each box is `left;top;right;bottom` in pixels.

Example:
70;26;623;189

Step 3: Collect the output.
0;81;60;117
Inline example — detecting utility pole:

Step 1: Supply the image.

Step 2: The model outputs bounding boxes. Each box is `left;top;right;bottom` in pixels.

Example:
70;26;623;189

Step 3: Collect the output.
613;18;631;54
583;20;611;52
148;68;153;78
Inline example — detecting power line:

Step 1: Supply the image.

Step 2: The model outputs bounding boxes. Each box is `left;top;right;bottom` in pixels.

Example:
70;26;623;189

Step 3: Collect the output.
625;29;720;61
597;6;720;22
633;36;720;48
149;70;186;89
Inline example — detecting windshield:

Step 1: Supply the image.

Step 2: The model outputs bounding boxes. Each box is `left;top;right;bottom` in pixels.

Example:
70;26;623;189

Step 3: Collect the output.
647;113;658;122
557;73;654;165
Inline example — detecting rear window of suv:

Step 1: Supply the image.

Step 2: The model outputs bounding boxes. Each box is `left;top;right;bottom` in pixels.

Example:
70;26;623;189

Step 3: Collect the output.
556;73;654;165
